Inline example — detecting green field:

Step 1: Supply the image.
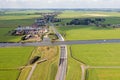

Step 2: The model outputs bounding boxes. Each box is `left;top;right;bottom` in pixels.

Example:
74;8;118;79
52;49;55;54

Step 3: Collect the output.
0;47;34;68
0;70;20;80
0;28;22;42
31;60;58;80
0;18;35;28
57;25;120;40
0;15;41;20
58;11;120;18
87;69;120;80
71;44;120;66
5;10;53;15
66;46;81;80
31;46;59;80
0;47;34;80
56;11;120;41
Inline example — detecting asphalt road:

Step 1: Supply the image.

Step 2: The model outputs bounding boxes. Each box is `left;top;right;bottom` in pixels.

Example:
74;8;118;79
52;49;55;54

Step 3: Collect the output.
56;45;67;80
1;39;120;47
50;23;67;80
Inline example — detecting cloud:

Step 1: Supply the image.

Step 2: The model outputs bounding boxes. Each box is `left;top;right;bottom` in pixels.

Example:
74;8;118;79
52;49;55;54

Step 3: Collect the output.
0;0;120;8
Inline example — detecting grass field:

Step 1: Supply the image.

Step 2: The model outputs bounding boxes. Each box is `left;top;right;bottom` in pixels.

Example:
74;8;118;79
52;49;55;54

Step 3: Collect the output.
0;70;20;80
87;69;120;80
0;19;35;28
0;15;41;20
5;10;53;15
0;47;34;80
66;46;81;80
71;44;120;66
0;47;34;68
57;11;120;18
30;46;59;80
57;25;120;40
0;28;22;42
0;14;41;28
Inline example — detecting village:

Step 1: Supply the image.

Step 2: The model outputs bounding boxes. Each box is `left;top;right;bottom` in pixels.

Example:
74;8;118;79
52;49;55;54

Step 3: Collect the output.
10;12;120;42
11;12;61;42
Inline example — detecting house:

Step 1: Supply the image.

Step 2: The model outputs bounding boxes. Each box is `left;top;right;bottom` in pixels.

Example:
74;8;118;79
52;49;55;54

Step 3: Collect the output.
12;26;42;36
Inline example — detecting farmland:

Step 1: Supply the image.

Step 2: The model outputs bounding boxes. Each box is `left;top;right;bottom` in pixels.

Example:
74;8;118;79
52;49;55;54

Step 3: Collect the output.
0;47;34;80
70;44;120;66
0;28;21;42
0;70;20;80
57;25;120;40
0;47;34;68
57;11;120;18
55;11;120;41
68;44;120;80
65;46;81;80
87;69;120;80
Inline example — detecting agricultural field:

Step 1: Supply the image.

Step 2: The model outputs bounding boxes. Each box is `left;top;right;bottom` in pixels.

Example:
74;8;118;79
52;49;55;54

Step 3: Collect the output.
57;10;120;18
0;47;34;80
0;70;20;80
70;44;120;66
0;28;22;42
66;46;81;80
68;44;120;80
87;69;120;80
56;11;120;41
57;25;120;40
30;46;59;80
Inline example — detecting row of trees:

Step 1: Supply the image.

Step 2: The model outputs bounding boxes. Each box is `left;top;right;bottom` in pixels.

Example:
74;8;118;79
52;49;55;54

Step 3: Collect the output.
67;18;106;25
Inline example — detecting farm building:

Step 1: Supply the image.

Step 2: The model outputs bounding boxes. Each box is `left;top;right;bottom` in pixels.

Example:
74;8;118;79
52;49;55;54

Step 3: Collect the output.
12;26;42;35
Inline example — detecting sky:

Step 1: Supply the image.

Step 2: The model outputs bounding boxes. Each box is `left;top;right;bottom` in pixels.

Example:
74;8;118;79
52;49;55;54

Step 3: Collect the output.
0;0;120;9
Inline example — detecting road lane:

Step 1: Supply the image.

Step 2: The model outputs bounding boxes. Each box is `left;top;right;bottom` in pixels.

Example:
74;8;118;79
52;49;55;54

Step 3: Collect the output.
1;39;120;47
50;23;67;80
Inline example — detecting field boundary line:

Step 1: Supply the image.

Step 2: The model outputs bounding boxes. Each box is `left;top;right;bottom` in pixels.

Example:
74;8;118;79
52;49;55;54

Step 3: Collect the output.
69;46;86;65
69;46;88;80
88;66;120;69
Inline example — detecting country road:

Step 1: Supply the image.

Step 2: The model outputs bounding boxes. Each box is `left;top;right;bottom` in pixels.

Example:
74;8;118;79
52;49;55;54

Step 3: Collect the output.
26;59;47;80
27;63;37;80
1;39;120;47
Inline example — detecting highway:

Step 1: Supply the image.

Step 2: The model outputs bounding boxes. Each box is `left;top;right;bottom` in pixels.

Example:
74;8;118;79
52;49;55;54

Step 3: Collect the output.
50;23;67;80
1;39;120;47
